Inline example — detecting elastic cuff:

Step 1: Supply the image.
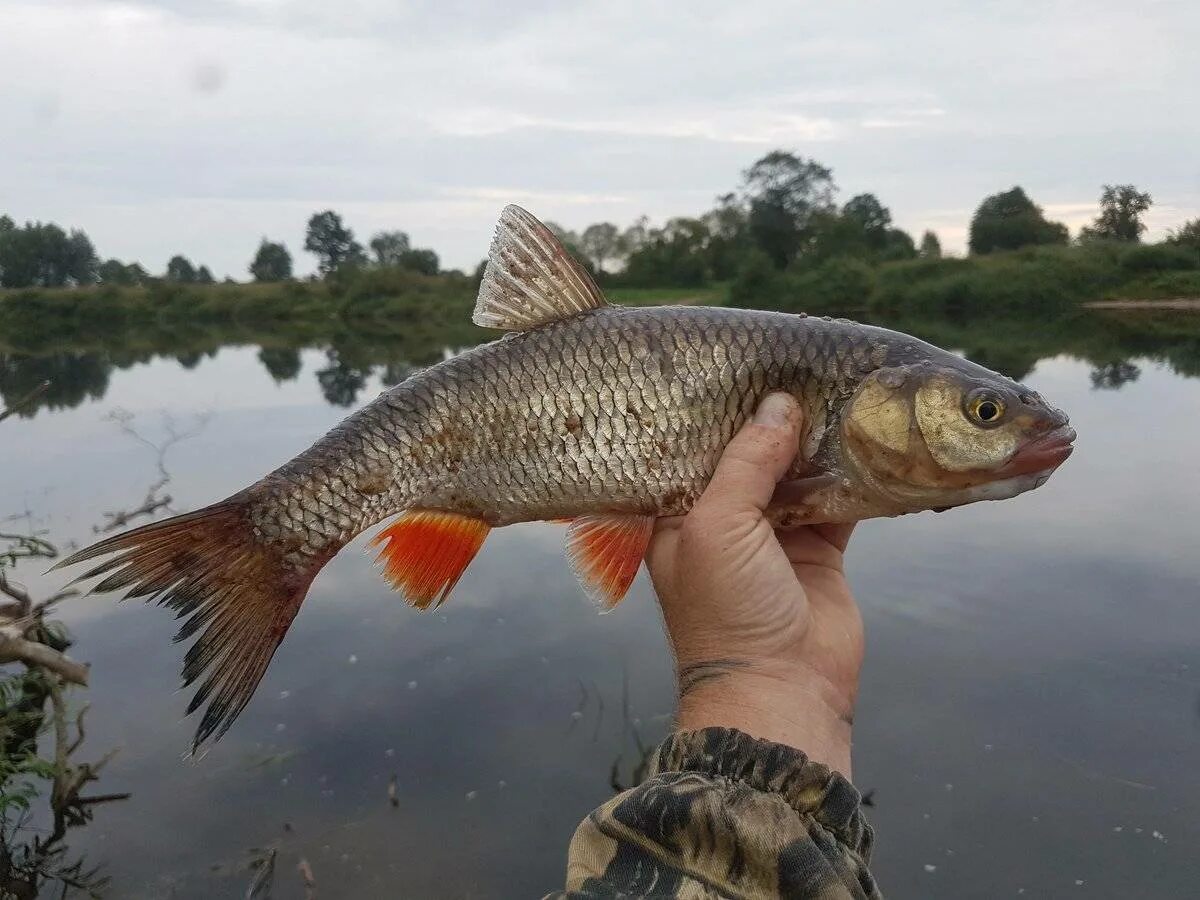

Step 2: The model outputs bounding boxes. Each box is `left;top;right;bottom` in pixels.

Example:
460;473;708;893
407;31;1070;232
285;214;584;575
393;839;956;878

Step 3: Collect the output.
648;726;872;857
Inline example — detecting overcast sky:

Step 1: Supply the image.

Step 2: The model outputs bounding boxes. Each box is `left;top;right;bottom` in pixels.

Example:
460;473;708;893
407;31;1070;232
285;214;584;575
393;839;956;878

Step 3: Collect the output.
1;0;1197;278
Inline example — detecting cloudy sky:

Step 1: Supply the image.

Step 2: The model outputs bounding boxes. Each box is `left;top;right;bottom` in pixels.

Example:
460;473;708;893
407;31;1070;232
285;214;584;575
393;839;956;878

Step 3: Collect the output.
1;0;1197;278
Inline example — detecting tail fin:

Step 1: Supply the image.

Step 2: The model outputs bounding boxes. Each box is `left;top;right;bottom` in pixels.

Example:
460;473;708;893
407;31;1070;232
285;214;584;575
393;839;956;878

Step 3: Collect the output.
55;498;333;752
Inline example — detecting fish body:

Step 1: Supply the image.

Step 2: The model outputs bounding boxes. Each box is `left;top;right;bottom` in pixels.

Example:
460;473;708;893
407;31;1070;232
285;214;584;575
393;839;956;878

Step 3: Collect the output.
60;206;1075;749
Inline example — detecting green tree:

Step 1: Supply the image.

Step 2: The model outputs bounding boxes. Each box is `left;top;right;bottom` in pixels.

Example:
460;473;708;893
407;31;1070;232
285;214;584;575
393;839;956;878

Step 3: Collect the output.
840;194;892;250
369;231;411;267
165;255;197;283
196;265;215;284
580;223;623;274
304;211;365;277
98;259;148;285
880;228;918;261
1168;218;1200;251
919;230;942;259
968;187;1068;255
249;240;292;282
0;222;98;287
623;217;711;286
1082;184;1153;243
702;194;750;280
621;216;651;256
742;151;836;268
399;247;439;275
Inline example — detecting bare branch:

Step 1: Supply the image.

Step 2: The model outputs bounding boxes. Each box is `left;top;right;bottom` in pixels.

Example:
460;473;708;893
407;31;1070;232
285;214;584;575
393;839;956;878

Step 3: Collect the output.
0;627;89;686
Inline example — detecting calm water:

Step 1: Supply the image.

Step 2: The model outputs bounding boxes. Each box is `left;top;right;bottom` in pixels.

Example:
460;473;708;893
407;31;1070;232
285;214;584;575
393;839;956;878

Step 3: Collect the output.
2;310;1199;898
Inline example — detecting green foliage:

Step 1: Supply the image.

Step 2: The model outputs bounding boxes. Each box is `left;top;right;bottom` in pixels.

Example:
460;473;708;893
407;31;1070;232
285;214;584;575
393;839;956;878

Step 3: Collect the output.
743;151;836;268
580;223;622;273
1082;184;1153;243
1167;217;1200;251
919;231;942;259
249;239;292;282
97;259;148;286
968;187;1069;255
1118;242;1200;273
0;221;99;288
369;230;410;267
165;254;197;283
196;265;215;284
733;255;874;314
622;218;711;287
304;210;365;277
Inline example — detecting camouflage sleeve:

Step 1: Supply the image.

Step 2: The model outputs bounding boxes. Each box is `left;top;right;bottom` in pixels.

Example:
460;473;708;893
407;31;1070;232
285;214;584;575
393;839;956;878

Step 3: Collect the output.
545;727;880;899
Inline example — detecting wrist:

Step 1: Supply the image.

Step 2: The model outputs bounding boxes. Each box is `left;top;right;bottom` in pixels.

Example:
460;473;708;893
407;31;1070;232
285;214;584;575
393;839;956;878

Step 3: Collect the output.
673;660;856;776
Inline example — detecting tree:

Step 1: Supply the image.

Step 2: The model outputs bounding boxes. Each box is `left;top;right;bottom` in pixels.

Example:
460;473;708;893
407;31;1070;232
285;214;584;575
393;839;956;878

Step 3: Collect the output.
98;259;148;286
840;194;892;250
0;222;98;288
304;211;364;277
1168;218;1200;251
919;230;942;259
968;187;1068;255
165;255;197;283
579;223;623;274
399;247;439;275
623;217;711;287
1082;184;1153;243
880;228;918;261
196;265;215;284
249;240;292;282
369;231;411;267
742;151;836;268
621;216;651;256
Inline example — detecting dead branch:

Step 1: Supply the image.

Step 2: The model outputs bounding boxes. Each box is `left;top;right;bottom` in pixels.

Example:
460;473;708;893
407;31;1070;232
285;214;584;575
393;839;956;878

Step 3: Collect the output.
0;627;89;686
94;409;210;532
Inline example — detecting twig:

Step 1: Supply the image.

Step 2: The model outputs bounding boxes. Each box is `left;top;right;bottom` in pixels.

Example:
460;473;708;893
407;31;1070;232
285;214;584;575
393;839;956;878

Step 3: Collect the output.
0;381;50;423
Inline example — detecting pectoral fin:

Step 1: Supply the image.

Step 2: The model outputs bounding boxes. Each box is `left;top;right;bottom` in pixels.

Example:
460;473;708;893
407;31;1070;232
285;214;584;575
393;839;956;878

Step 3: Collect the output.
565;513;655;611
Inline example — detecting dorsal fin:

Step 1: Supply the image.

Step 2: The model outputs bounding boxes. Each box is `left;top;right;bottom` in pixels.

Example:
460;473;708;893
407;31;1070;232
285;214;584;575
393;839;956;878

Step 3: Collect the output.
473;205;609;331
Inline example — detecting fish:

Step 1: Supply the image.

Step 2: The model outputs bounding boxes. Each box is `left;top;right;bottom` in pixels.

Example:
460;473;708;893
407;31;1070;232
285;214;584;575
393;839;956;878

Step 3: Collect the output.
56;205;1076;749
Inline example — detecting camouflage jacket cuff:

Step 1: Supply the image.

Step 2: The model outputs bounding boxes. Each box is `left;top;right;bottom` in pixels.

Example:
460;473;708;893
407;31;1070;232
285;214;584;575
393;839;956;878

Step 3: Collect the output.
650;727;874;860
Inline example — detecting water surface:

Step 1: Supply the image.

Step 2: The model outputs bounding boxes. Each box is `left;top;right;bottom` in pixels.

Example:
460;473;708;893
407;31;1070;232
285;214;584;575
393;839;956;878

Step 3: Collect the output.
2;309;1199;898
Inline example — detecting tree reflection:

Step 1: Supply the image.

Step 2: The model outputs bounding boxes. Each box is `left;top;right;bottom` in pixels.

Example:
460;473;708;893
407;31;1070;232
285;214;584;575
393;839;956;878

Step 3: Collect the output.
257;347;303;383
315;349;369;407
1090;361;1141;390
2;308;1200;418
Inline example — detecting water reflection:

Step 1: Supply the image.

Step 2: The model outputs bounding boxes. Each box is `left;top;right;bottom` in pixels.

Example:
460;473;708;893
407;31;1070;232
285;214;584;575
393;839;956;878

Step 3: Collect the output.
3;308;1200;418
1;308;1199;896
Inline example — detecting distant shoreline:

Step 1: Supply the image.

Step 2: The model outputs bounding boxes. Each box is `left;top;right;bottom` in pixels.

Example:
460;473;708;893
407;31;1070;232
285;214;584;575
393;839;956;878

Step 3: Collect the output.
1086;298;1200;310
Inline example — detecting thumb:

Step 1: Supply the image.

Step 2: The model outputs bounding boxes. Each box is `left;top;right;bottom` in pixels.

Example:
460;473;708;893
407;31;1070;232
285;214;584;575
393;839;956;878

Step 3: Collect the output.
695;392;802;515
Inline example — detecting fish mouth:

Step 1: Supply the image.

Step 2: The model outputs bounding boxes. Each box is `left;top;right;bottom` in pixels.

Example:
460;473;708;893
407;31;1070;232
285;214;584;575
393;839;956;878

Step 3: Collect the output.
999;424;1077;477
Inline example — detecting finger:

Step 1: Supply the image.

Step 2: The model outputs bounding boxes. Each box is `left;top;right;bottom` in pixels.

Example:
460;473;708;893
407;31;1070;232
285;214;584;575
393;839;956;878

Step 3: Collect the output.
694;393;802;515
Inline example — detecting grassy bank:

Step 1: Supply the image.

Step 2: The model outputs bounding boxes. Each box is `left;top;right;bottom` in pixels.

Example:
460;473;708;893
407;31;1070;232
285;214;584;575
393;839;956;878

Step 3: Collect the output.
729;242;1200;316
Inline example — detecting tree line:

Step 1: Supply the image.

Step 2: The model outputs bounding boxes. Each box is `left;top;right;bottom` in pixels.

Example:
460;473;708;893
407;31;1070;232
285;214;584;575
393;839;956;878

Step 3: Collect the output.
0;211;441;289
2;150;1196;293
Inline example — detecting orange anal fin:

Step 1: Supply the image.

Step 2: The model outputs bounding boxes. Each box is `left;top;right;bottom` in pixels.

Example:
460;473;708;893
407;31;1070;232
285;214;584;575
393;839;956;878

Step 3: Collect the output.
371;510;490;610
565;513;655;611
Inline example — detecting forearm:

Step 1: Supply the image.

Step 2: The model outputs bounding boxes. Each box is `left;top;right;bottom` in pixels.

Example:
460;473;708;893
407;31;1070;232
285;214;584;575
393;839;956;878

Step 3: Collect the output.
675;660;856;777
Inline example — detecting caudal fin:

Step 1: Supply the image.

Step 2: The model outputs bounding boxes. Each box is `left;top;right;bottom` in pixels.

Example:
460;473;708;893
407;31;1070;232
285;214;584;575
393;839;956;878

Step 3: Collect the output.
55;498;331;752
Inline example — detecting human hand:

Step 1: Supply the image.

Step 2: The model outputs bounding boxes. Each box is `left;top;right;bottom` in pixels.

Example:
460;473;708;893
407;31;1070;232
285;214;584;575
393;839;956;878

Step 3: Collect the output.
646;393;864;776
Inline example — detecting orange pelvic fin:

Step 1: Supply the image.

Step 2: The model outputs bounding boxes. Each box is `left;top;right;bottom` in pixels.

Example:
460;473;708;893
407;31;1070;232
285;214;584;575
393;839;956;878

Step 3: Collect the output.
565;513;655;611
372;510;491;609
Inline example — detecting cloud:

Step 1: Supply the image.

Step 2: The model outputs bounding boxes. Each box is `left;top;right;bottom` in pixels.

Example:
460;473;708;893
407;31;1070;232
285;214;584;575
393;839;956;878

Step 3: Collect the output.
0;0;1196;273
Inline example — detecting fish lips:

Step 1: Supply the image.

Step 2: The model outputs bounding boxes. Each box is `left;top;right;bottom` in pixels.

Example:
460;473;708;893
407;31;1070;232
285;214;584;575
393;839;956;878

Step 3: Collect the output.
998;424;1077;478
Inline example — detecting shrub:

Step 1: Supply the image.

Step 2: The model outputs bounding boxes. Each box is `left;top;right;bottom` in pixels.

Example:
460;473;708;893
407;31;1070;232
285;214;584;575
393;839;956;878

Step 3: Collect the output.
1118;243;1200;273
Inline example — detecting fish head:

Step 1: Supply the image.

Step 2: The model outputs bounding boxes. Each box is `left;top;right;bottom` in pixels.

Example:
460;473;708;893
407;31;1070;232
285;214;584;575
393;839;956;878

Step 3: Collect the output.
839;362;1075;512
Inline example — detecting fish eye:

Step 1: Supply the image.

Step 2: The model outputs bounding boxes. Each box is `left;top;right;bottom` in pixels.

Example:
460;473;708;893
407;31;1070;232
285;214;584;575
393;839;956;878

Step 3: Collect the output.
967;393;1005;426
